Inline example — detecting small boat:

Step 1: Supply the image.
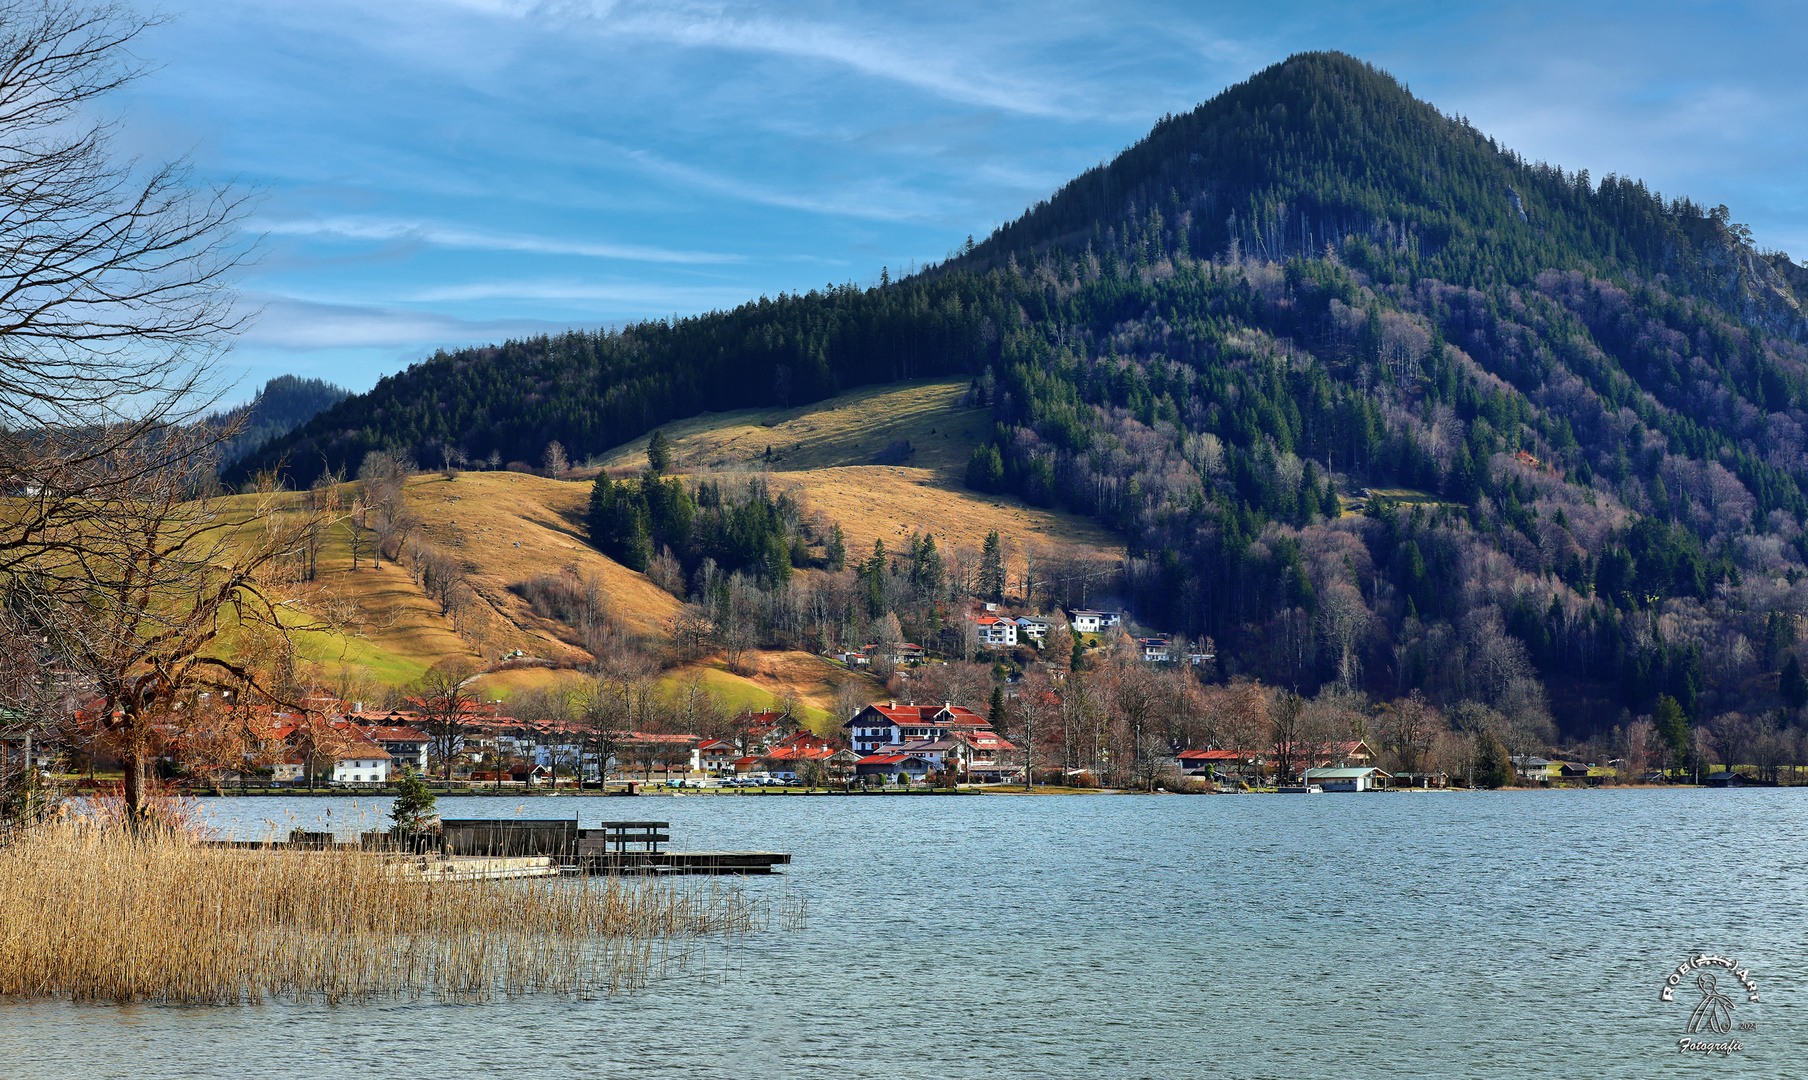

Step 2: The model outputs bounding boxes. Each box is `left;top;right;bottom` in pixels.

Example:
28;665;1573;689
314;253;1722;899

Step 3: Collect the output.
1277;784;1324;794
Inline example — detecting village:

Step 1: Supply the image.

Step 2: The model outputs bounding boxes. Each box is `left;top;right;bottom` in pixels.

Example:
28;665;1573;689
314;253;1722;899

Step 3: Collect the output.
3;600;1675;797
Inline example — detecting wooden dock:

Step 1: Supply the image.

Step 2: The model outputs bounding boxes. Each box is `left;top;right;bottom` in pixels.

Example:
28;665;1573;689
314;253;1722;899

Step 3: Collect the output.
440;819;789;875
205;821;788;876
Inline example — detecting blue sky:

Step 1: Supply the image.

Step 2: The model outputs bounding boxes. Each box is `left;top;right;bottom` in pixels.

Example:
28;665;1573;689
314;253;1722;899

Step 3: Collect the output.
119;0;1808;403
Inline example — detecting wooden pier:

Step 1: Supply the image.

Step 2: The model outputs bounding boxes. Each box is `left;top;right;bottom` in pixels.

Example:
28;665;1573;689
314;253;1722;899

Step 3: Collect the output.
205;821;788;876
440;819;789;875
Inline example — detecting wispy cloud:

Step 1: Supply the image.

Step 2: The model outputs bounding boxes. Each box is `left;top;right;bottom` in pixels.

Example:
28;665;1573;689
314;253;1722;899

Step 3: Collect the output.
429;0;1083;118
615;145;955;224
238;294;577;349
255;216;743;264
403;277;761;309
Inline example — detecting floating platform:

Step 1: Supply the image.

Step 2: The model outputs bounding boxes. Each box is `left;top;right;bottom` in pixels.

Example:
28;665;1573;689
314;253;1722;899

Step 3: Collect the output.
419;856;565;881
574;850;790;875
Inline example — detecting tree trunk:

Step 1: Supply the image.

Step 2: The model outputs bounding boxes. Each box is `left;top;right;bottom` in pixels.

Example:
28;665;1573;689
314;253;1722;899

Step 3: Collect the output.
121;749;147;830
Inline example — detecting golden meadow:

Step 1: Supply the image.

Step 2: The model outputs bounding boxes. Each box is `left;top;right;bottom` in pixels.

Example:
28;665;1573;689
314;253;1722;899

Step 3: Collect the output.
0;821;783;1004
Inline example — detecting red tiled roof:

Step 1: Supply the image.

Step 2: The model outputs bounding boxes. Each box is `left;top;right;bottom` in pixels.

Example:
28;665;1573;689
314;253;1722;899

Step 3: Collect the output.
1178;749;1246;762
856;703;988;726
358;725;430;742
766;747;838;761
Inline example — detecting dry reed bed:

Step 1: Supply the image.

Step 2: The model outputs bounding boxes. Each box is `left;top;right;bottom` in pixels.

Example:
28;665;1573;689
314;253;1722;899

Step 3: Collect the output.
0;822;779;1004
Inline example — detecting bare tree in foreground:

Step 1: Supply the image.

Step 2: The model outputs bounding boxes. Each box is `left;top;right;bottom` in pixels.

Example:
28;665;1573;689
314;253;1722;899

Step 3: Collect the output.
24;427;331;825
0;1;254;575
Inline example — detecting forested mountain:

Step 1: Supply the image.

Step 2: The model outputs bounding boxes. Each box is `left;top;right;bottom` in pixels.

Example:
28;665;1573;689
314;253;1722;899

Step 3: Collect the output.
234;52;1808;735
204;375;349;466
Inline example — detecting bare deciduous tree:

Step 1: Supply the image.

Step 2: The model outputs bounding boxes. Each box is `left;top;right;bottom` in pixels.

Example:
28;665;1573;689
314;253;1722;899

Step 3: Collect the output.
0;2;254;574
411;658;481;788
27;427;331;824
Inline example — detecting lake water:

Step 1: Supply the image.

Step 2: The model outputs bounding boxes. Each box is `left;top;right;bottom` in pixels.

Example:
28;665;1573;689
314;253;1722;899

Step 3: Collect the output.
1;788;1802;1078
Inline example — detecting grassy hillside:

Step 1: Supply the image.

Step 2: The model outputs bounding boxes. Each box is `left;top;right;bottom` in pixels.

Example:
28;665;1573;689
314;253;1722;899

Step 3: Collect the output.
403;470;686;642
269;379;1117;704
594;377;982;475
596;377;1124;563
216;472;687;692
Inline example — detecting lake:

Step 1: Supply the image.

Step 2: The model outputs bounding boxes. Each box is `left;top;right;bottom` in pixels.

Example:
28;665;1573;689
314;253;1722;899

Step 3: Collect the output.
0;788;1801;1078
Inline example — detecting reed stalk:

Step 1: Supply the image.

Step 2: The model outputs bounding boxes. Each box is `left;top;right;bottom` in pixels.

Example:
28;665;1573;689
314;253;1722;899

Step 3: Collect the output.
0;821;778;1004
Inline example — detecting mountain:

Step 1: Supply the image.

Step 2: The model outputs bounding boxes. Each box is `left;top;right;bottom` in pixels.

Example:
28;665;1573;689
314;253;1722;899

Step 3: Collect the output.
233;52;1808;737
205;375;350;466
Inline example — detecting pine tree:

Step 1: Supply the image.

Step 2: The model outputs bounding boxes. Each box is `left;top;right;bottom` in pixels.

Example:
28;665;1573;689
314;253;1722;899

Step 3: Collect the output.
647;430;672;475
980;530;1005;602
390;766;439;834
1474;731;1511;789
989;684;1008;734
1654;694;1691;774
826;524;847;572
1782;655;1808;709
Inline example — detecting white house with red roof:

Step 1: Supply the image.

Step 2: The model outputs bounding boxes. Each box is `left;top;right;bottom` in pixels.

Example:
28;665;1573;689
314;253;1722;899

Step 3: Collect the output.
970;614;1018;647
698;738;739;774
844;701;993;755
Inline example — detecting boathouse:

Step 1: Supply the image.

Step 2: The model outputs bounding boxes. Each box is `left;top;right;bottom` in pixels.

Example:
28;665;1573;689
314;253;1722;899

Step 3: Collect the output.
1303;767;1392;792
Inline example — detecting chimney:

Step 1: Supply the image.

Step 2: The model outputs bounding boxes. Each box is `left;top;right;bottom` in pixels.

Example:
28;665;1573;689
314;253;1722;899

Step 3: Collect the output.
888;700;895;709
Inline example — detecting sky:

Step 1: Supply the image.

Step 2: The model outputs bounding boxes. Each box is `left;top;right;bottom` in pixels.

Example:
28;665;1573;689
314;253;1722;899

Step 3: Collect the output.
115;0;1808;403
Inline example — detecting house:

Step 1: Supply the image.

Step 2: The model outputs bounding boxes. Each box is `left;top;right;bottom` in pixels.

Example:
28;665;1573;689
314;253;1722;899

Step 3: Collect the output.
355;723;431;770
1303;766;1392;792
863;642;927;664
843;701;994;755
853;753;931;781
698;739;739;774
1269;740;1376;771
1137;637;1171;662
611;732;703;776
763;746;858;781
971;615;1018;648
330;730;392;784
1015;616;1053;643
1066;609;1122;634
949;730;1017;780
1512;756;1557;781
1175;748;1257;777
733;710;801;750
266;720;393;784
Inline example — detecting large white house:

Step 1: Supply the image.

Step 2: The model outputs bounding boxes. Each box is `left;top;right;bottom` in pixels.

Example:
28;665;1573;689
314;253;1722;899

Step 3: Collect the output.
844;702;994;755
1067;609;1123;634
971;615;1018;647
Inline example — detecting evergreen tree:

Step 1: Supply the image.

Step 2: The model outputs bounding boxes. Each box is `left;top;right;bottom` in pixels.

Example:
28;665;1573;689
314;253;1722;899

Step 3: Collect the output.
390;767;439;834
647;430;672;475
826;523;847;572
1474;731;1511;789
989;685;1008;734
980;530;1005;602
966;445;1005;492
1782;655;1808;709
1654;694;1691;774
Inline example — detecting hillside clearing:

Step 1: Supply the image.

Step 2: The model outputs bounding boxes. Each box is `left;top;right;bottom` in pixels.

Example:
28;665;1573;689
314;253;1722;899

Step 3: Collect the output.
593;378;983;478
